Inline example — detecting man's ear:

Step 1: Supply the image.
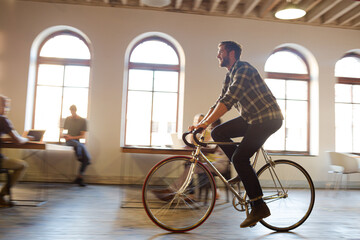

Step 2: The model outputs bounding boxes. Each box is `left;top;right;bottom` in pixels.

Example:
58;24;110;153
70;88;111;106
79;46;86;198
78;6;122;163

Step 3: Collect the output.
229;50;236;60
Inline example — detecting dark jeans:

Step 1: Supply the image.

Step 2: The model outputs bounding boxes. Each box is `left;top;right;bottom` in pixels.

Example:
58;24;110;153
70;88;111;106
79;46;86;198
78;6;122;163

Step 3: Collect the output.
211;116;282;200
66;140;91;175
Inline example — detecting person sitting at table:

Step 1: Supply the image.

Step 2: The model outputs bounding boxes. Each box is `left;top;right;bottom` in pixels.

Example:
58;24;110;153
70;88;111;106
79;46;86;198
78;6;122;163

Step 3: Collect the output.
61;105;91;187
0;94;30;207
152;114;228;201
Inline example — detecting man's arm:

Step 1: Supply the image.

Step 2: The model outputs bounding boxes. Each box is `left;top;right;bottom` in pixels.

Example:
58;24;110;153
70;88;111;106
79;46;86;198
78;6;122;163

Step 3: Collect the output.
61;129;86;141
65;131;86;141
200;102;228;128
6;130;31;144
0;116;31;144
202;107;215;123
189;102;228;131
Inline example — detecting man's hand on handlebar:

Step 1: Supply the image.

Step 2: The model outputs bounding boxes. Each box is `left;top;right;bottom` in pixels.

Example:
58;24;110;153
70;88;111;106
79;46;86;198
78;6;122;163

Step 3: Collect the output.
182;128;208;148
188;122;209;133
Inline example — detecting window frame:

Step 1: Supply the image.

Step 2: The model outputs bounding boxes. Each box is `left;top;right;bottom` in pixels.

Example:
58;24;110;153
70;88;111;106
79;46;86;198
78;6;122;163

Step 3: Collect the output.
33;30;91;143
265;47;311;155
124;36;181;147
335;52;360;153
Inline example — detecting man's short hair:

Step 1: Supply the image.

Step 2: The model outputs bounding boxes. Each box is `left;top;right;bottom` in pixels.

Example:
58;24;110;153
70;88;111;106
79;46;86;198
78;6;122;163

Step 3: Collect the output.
219;41;242;60
70;105;77;111
0;95;7;103
0;95;9;107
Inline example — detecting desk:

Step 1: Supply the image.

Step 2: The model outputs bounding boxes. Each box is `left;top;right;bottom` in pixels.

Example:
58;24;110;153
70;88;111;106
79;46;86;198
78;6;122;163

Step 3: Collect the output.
121;146;193;187
1;141;46;150
121;146;215;183
120;146;216;208
121;146;216;155
1;141;47;206
120;146;194;208
121;146;194;155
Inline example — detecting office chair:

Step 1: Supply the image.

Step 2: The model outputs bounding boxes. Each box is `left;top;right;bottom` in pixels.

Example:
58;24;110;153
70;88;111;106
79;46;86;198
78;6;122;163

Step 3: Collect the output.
327;151;360;189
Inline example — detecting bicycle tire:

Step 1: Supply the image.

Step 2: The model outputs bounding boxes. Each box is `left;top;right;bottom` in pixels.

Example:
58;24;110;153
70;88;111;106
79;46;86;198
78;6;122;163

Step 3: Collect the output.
142;156;217;232
256;159;315;232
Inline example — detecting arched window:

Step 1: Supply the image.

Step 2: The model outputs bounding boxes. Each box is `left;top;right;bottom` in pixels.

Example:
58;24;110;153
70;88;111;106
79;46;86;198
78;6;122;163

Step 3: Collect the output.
264;47;310;154
124;36;181;147
33;31;91;142
335;52;360;153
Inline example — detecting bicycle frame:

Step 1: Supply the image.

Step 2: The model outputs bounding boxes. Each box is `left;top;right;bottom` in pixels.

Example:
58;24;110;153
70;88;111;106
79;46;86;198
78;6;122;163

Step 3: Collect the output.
182;131;288;208
189;146;245;204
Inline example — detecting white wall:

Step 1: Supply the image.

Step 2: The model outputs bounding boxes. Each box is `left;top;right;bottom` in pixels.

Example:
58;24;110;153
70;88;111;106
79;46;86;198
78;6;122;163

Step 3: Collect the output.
1;0;360;186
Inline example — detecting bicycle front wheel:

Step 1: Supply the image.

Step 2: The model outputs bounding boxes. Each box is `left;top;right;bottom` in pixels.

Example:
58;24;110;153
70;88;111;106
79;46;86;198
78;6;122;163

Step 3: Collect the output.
142;156;216;232
257;159;315;232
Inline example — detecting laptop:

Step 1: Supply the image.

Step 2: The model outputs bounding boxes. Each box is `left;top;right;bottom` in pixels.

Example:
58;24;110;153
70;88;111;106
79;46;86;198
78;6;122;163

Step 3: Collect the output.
26;130;46;142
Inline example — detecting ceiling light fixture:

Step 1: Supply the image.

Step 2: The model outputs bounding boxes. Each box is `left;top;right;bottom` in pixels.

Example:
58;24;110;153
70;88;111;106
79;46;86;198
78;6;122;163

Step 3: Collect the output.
142;0;171;7
275;1;306;20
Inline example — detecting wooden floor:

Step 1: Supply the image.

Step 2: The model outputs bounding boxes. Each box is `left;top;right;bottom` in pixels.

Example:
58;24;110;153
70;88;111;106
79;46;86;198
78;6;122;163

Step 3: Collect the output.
0;183;359;240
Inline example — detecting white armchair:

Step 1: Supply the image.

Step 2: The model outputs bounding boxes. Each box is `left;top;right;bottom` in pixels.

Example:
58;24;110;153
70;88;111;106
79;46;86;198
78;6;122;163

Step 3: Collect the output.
327;151;360;189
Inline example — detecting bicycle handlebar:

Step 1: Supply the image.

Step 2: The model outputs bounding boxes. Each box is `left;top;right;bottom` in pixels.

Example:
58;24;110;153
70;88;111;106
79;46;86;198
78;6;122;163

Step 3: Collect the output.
182;128;207;148
182;128;244;149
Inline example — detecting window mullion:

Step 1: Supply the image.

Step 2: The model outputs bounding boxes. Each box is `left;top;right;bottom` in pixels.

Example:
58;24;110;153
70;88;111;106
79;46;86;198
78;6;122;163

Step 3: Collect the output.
351;85;355;152
284;80;288;151
59;65;66;142
150;70;155;146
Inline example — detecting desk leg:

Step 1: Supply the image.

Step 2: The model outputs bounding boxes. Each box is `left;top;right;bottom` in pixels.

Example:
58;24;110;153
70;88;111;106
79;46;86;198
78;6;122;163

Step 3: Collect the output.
120;156;148;209
13;149;48;207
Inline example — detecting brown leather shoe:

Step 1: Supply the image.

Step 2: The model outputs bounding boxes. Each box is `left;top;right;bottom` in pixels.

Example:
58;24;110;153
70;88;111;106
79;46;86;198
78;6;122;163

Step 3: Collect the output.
240;202;271;228
0;195;14;208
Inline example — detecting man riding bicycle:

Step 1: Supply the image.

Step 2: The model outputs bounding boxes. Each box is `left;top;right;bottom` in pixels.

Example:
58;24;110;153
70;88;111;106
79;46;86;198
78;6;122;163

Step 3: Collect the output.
189;41;283;228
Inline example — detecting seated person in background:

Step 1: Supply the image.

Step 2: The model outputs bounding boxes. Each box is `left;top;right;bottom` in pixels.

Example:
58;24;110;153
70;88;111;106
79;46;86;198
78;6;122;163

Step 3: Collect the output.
61;105;91;187
153;114;229;201
0;95;30;207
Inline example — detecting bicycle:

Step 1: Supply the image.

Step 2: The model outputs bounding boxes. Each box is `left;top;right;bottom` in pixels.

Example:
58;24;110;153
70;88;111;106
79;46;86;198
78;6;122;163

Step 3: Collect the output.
142;129;315;233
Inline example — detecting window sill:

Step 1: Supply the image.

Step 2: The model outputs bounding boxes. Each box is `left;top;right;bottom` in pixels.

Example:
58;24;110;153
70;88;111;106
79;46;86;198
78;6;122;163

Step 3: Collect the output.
267;151;316;157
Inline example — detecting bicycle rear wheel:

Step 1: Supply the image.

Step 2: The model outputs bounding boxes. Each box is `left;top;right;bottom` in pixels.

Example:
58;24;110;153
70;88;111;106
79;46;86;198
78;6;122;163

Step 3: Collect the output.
257;159;315;232
142;156;216;232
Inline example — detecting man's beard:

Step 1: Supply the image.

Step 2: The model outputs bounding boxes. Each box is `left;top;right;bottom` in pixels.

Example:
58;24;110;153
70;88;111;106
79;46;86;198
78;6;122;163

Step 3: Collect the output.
220;56;229;67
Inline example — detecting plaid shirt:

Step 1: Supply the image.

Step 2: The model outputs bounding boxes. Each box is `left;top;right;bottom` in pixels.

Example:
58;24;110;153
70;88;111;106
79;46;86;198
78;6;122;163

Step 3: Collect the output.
212;60;283;124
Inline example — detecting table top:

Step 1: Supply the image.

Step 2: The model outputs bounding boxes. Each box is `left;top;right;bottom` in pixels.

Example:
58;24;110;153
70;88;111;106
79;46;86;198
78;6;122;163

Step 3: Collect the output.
121;146;193;155
0;141;46;150
121;146;216;155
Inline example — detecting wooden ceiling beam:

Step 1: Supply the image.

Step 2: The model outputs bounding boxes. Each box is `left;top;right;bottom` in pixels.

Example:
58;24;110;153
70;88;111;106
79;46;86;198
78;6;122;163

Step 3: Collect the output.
353;15;360;27
306;0;342;23
175;0;183;9
243;0;260;16
209;0;221;12
193;0;202;10
258;0;281;18
323;1;360;24
338;5;360;26
300;0;322;12
226;0;241;15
